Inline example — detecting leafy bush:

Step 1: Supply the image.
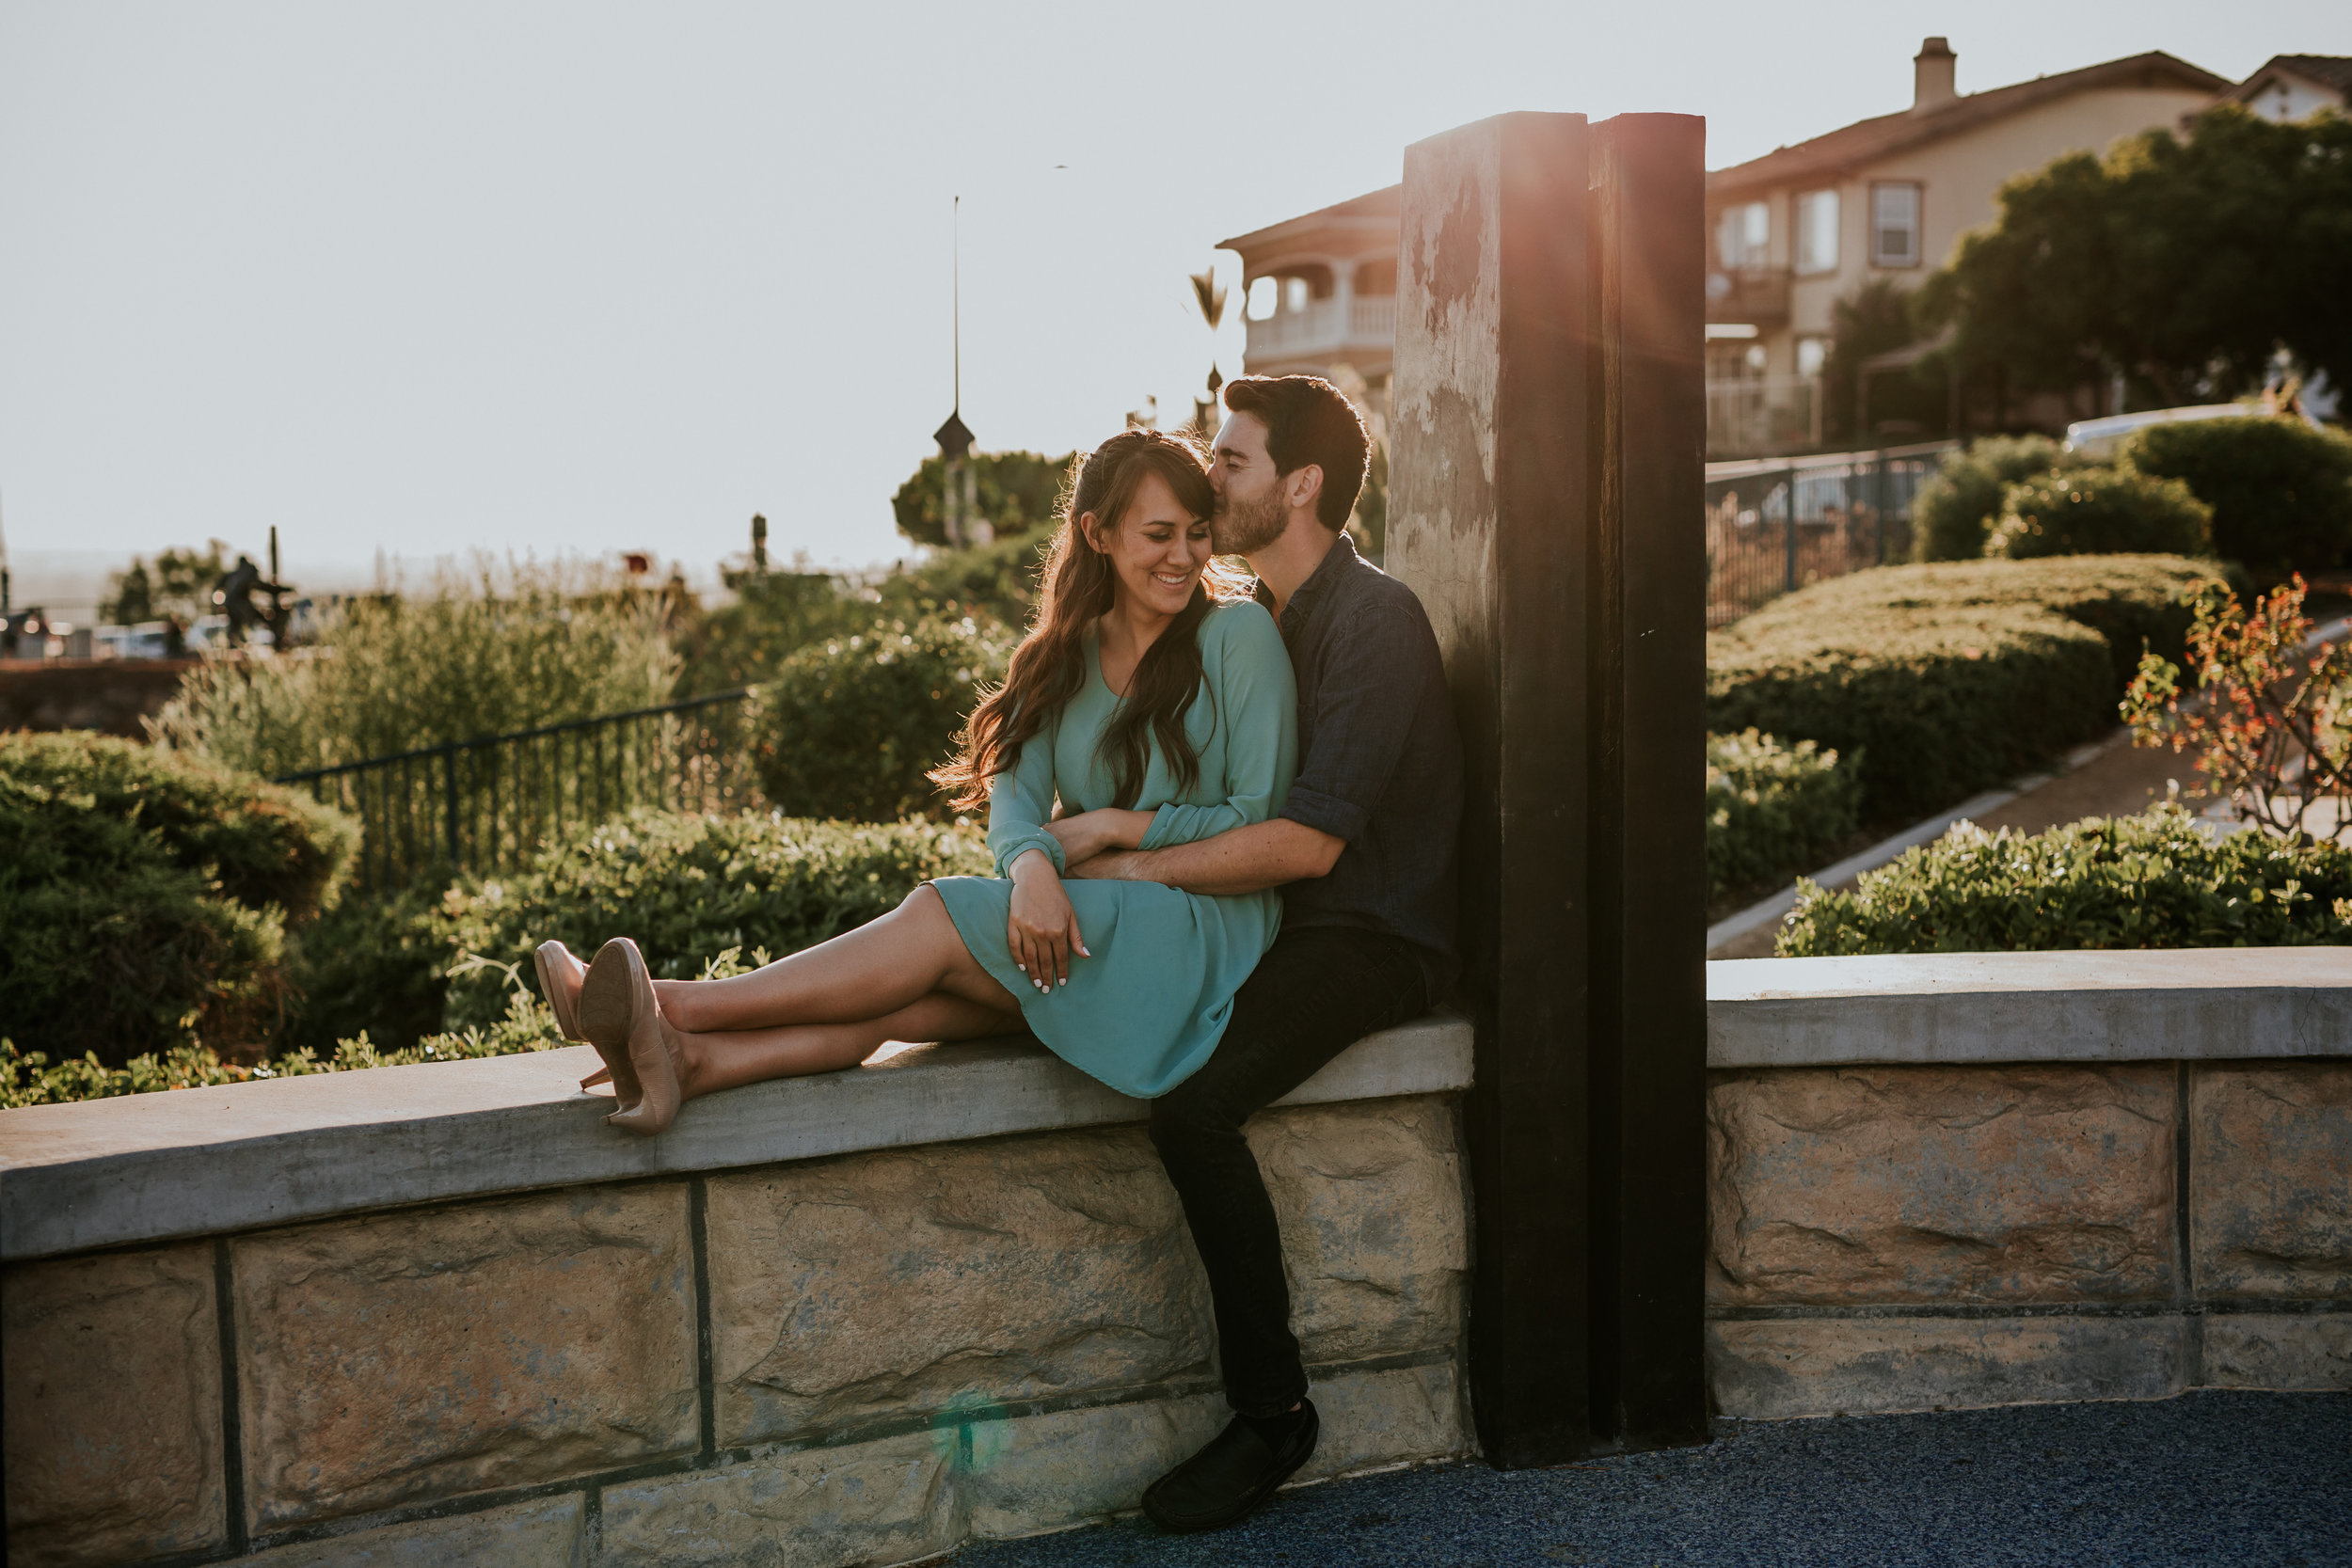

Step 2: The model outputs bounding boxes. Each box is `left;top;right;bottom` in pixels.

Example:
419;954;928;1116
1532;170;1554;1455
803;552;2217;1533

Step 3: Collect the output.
152;557;678;777
437;809;992;1026
2126;416;2352;584
1708;556;2222;823
1911;436;2073;562
1777;806;2352;956
1987;466;2213;559
0;734;357;1066
279;886;455;1055
1707;729;1861;896
745;615;1015;822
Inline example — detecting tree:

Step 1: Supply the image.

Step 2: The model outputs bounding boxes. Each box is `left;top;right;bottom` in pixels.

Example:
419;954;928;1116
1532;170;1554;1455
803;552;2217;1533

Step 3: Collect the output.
102;542;229;625
890;450;1073;548
1919;105;2352;410
1820;278;1942;444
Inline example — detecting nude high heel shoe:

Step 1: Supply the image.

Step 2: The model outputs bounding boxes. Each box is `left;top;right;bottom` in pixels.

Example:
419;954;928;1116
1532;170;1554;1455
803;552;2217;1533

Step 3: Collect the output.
533;941;613;1089
578;938;682;1137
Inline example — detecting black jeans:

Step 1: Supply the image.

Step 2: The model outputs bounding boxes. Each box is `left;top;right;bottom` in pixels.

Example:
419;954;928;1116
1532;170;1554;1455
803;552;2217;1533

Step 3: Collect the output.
1148;925;1437;1418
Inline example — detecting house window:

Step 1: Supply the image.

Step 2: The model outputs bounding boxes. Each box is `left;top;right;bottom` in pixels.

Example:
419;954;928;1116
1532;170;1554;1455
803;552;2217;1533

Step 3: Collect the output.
1795;189;1840;276
1871;182;1922;268
1717;201;1769;270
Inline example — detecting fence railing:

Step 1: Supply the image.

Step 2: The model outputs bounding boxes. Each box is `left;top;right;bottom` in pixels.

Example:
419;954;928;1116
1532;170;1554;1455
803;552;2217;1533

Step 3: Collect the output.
1705;441;1957;627
274;689;759;890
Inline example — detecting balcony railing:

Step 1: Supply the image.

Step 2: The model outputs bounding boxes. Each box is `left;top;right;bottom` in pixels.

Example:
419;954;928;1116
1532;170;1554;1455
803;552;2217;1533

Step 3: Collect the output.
1246;293;1398;364
1705;267;1791;325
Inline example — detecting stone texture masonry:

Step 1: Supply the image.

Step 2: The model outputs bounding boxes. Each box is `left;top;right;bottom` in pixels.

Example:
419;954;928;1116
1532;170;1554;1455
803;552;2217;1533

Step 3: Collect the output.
1706;1061;2352;1419
3;1095;1471;1568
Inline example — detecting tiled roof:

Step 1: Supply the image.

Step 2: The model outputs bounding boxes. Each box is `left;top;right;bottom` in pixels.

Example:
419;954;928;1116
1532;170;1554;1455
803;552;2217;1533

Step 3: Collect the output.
1708;50;2231;198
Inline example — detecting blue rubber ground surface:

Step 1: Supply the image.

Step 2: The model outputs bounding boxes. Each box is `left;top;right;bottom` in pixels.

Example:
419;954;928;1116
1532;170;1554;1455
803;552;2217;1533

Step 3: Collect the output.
952;1391;2352;1567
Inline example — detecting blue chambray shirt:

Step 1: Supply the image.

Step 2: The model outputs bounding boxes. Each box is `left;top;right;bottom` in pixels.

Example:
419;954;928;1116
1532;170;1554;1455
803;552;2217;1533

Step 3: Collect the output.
1254;531;1464;993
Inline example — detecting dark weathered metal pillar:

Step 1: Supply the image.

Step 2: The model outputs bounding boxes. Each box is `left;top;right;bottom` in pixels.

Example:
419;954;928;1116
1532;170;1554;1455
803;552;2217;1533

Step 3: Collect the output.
1389;109;1708;1465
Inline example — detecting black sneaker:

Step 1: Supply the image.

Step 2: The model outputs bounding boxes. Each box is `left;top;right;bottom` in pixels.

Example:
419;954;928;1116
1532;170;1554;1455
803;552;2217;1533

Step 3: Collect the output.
1140;1400;1320;1533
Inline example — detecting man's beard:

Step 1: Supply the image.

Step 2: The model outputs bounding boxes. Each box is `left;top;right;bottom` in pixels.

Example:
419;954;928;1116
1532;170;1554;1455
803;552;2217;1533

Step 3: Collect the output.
1213;486;1286;556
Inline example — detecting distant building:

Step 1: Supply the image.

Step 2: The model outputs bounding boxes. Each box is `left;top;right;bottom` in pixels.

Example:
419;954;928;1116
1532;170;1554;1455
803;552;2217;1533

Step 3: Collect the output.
1216;39;2241;457
2216;55;2351;122
1216;188;1402;421
1706;40;2226;451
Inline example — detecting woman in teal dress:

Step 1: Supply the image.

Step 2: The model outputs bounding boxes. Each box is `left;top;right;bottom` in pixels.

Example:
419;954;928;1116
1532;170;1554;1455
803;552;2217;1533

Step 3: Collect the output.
538;429;1296;1134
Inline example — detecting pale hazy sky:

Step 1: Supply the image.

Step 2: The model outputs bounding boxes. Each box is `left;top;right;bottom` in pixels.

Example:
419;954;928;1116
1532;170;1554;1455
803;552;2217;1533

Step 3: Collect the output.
5;1;2347;607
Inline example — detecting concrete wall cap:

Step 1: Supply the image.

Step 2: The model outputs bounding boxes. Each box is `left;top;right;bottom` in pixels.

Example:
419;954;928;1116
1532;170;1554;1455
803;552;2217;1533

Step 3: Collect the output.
1710;948;2352;1069
0;1012;1473;1263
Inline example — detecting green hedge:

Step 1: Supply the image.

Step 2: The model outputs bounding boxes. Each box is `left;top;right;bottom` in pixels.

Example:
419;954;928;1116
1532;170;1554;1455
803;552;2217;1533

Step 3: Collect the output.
1707;729;1859;896
1778;806;2352;955
1911;435;2074;562
2126;416;2352;584
1988;466;2212;560
1707;556;2221;824
437;809;991;1026
0;734;357;1068
744;615;1015;822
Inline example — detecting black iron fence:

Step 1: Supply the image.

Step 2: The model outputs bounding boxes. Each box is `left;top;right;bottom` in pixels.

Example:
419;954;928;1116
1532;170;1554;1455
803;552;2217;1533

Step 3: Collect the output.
274;689;759;890
1705;441;1957;627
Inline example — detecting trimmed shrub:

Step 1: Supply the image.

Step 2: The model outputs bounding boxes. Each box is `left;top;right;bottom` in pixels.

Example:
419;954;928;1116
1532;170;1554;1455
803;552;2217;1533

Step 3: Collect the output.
2126;416;2352;584
745;615;1015;823
1778;806;2352;956
280;886;454;1056
1707;556;2222;823
437;809;992;1026
1707;729;1860;896
1911;435;2072;562
0;733;357;1066
1987;466;2212;559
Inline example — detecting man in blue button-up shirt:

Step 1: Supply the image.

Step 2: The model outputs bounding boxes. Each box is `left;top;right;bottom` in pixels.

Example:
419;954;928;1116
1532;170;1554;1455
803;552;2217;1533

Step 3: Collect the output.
1067;374;1464;1531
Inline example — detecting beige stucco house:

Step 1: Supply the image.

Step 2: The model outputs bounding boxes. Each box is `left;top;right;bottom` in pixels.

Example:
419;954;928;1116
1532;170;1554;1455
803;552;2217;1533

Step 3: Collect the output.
1705;40;2227;451
1218;39;2241;456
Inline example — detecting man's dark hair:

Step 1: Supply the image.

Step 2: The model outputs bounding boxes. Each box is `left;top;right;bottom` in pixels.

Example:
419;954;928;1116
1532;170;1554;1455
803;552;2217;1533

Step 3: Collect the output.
1221;374;1370;531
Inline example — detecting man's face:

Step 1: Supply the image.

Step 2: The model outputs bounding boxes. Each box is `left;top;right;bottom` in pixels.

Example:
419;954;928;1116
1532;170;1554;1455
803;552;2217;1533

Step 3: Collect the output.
1210;412;1288;557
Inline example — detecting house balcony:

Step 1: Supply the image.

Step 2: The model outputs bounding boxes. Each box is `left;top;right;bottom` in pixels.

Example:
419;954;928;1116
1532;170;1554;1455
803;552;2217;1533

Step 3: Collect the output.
1706;267;1791;325
1244;294;1399;372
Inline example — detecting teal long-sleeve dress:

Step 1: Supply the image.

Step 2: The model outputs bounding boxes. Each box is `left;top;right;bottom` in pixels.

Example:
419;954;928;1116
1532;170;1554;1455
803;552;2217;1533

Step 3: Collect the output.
930;599;1297;1098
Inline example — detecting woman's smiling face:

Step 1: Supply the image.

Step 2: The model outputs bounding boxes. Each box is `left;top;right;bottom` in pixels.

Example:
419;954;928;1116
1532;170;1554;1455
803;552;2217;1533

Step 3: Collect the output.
1086;469;1212;620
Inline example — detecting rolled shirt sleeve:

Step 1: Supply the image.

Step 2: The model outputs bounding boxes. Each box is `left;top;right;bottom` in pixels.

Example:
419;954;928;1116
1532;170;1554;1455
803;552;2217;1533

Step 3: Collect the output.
1277;599;1422;846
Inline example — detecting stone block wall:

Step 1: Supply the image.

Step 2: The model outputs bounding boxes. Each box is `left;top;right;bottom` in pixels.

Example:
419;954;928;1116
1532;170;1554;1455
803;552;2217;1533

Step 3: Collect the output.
1705;1061;2352;1418
2;1095;1471;1568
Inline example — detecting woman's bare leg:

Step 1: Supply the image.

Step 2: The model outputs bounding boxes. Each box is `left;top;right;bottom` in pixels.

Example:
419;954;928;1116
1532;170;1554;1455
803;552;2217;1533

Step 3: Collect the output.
673;991;1022;1100
653;885;1020;1032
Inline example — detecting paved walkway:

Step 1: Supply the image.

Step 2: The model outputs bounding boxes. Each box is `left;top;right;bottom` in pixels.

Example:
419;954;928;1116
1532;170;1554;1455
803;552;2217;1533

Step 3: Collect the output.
953;1392;2352;1567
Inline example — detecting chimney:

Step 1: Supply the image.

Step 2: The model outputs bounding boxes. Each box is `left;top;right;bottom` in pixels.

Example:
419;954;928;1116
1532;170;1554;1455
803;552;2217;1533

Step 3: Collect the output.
1913;37;1957;113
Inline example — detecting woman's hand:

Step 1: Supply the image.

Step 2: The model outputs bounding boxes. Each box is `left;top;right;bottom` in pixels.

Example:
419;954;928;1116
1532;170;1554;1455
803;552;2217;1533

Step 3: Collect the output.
1007;849;1089;994
1044;807;1153;864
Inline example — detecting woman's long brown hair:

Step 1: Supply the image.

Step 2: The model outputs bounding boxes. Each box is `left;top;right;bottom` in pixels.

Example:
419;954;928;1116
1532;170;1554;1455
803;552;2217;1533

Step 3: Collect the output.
931;429;1251;812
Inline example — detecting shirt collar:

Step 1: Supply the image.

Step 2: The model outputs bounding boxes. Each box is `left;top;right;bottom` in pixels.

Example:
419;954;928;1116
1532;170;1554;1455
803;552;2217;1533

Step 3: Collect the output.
1252;530;1358;630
